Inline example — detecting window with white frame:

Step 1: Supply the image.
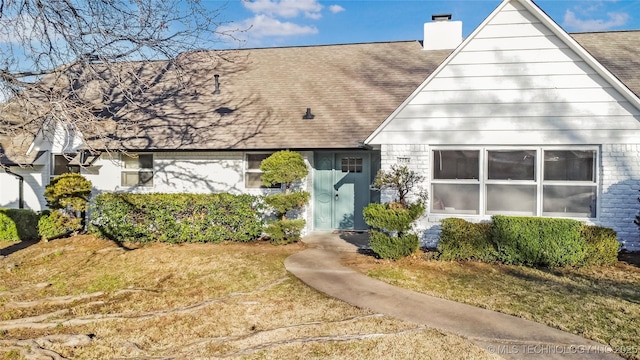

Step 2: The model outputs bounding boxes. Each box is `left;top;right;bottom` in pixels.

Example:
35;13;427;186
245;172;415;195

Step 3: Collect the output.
431;147;597;218
432;150;480;214
51;154;80;176
121;153;154;187
245;153;280;189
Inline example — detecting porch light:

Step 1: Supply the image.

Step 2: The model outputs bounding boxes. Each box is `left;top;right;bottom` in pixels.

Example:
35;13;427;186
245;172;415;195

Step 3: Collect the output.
303;107;314;119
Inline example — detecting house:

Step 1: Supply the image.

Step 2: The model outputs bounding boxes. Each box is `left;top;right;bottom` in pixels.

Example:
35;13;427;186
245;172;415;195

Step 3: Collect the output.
1;0;639;250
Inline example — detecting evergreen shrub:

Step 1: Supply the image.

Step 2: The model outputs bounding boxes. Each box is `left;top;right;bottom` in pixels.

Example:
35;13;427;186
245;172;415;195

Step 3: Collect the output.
491;215;585;267
91;193;262;243
580;225;620;266
438;218;496;262
0;208;40;241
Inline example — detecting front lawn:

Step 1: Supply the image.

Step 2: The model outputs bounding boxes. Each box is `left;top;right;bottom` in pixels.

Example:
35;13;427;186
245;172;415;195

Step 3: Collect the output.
0;236;499;359
344;251;640;360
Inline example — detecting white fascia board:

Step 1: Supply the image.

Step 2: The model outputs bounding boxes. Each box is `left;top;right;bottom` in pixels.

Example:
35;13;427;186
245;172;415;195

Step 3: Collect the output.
364;0;513;145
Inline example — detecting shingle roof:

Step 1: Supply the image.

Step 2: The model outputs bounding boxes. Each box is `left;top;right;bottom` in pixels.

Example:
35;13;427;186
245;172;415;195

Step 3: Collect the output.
92;41;450;151
571;31;640;98
3;31;640;161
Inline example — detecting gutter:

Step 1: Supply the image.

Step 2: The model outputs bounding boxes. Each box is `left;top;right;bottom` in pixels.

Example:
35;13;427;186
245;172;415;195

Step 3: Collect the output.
5;168;24;209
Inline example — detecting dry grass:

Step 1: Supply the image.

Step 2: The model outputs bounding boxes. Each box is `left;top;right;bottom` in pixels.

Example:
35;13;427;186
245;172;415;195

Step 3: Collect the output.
0;236;497;359
344;250;640;360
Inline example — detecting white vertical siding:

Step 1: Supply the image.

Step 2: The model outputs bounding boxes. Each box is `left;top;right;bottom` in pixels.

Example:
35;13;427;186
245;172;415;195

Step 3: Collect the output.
368;0;640;146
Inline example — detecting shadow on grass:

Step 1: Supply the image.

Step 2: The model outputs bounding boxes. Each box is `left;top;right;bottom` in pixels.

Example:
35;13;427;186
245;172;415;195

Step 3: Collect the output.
503;264;640;306
0;240;39;257
619;251;640;268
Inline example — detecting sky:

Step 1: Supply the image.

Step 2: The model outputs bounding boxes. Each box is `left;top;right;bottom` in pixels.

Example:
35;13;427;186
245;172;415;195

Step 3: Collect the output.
210;0;640;49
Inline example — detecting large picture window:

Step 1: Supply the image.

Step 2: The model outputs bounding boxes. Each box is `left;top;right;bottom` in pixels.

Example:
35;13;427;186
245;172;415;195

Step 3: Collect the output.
121;154;154;187
431;147;597;218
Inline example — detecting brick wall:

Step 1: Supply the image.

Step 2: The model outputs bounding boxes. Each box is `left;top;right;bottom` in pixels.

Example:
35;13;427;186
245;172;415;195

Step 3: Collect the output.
597;144;640;250
379;144;640;251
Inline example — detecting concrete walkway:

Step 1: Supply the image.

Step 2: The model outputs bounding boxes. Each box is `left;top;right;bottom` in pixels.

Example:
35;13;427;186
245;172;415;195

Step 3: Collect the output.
285;231;623;360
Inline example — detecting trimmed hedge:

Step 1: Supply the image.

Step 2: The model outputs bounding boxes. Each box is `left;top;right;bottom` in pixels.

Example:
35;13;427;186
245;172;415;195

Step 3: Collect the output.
0;208;40;241
438;218;496;262
369;230;419;260
437;216;620;267
580;225;620;266
491;215;585;267
91;193;263;243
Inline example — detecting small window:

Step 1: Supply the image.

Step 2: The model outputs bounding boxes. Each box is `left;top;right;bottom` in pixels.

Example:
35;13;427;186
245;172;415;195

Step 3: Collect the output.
121;154;154;187
245;153;280;188
341;157;363;173
52;154;80;176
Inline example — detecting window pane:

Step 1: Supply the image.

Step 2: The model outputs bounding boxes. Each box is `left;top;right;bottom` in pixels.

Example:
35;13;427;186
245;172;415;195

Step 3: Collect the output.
122;154;139;169
433;150;479;180
488;150;535;180
139;170;154;186
486;185;536;215
52;155;72;175
245;172;263;188
247;154;270;170
121;172;139;186
544;151;595;181
543;185;596;217
432;184;479;214
138;154;153;169
341;157;363;173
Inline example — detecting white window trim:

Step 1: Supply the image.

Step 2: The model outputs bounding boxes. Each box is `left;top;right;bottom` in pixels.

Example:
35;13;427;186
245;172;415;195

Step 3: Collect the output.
244;152;280;190
430;146;599;219
120;153;154;188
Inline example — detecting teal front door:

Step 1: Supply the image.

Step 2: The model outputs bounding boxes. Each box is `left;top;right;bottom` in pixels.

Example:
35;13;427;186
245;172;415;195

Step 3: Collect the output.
314;152;371;230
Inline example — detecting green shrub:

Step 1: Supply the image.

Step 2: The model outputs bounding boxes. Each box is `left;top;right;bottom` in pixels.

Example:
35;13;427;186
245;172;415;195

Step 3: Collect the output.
438;218;497;262
363;164;426;260
262;192;310;217
38;210;82;240
363;203;424;234
0;208;40;241
260;151;310;245
369;230;419;260
491;215;586;267
580;225;620;266
44;173;92;212
90;193;263;243
264;219;306;245
260;150;308;189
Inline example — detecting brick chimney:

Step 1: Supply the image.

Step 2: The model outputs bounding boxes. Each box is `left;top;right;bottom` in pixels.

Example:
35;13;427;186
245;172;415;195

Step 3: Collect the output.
423;14;462;50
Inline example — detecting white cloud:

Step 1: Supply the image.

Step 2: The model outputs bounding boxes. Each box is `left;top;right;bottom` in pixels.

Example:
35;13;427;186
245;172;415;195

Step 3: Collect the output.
328;5;345;14
563;9;629;31
242;0;323;19
220;15;318;40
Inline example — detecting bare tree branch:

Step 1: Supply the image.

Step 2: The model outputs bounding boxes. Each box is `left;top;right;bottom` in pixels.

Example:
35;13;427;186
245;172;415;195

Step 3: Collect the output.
0;0;238;166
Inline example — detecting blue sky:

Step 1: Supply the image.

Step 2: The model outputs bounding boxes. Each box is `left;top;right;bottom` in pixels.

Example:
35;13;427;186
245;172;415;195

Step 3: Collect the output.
211;0;640;48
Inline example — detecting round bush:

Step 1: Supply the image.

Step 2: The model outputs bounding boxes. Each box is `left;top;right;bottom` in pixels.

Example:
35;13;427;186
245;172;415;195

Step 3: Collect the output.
369;230;419;260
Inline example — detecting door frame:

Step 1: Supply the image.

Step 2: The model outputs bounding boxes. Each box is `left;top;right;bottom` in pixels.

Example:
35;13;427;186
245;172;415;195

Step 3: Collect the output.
312;151;377;231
